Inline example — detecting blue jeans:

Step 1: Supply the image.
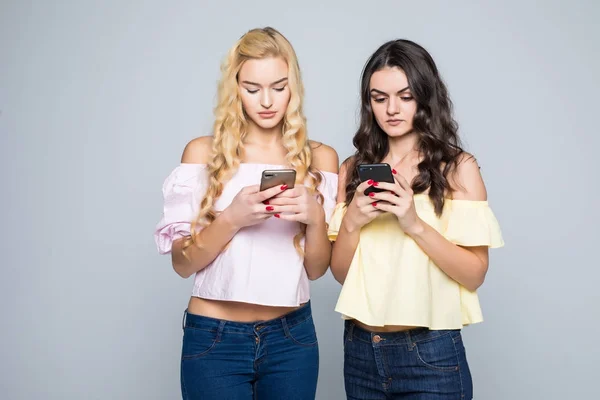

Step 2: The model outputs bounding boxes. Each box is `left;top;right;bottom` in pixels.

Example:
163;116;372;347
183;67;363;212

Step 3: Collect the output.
180;302;319;399
343;320;473;399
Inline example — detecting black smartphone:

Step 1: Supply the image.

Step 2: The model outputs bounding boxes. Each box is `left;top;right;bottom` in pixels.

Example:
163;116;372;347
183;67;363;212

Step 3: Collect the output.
356;163;395;195
259;169;296;191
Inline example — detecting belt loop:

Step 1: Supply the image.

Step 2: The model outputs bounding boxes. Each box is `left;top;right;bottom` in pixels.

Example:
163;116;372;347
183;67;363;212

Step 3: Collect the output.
215;320;226;342
348;321;355;342
182;309;188;330
281;316;291;338
406;330;416;350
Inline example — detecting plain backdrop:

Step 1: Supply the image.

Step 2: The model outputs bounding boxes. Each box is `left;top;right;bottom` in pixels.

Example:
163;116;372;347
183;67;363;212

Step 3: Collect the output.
1;0;599;399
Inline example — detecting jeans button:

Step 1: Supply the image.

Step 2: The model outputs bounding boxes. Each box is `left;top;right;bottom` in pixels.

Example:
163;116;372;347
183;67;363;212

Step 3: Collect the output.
372;335;382;343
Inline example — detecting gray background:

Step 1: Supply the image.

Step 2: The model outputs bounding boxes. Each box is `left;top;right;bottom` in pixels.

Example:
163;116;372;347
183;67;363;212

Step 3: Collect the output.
1;0;598;399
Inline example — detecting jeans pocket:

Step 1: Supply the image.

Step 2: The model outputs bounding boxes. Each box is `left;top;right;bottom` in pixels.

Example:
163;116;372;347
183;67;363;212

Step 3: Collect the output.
414;332;460;372
181;327;219;359
286;317;318;347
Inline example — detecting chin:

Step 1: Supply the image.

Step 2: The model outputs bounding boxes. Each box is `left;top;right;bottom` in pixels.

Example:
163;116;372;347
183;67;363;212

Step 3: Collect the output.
257;121;281;130
252;117;283;130
384;127;413;138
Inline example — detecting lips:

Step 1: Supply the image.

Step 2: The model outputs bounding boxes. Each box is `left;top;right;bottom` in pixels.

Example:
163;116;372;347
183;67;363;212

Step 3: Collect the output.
387;119;403;126
258;111;277;118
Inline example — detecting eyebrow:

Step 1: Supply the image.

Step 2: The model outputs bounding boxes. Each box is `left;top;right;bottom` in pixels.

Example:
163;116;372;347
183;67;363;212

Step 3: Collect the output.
370;86;411;96
241;77;288;86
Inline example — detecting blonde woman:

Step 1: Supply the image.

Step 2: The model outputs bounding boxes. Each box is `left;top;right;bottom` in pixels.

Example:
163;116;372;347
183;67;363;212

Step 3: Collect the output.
154;27;338;399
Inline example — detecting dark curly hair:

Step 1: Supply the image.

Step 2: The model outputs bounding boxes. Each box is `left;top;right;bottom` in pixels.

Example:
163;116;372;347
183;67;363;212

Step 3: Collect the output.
345;39;465;216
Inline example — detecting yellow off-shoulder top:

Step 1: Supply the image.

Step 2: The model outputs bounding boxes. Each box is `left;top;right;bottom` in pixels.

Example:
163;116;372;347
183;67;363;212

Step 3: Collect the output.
328;194;504;330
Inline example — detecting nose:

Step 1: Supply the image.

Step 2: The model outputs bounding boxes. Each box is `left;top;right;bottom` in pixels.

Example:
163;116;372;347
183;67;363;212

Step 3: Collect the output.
386;97;400;116
261;91;273;109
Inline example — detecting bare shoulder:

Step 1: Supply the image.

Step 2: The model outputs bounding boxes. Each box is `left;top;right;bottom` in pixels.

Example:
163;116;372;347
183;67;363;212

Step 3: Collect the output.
309;140;339;174
338;156;355;179
181;136;213;164
449;152;487;201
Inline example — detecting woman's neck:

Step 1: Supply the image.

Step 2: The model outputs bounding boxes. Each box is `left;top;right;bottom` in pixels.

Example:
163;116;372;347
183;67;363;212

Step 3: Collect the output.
242;121;288;164
385;131;419;165
245;121;284;147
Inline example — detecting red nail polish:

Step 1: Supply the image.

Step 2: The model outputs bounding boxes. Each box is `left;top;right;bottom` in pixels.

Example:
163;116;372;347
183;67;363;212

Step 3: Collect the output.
280;185;288;190
392;169;397;174
373;181;379;186
263;200;270;205
266;206;274;211
274;214;280;218
368;192;375;197
372;202;378;207
367;179;374;185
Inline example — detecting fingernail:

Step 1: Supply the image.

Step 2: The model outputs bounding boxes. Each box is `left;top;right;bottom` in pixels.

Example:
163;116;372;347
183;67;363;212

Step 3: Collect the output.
263;200;270;205
266;206;274;211
367;179;374;185
373;181;379;186
368;192;375;197
280;185;288;190
392;169;397;174
372;202;378;207
274;214;280;218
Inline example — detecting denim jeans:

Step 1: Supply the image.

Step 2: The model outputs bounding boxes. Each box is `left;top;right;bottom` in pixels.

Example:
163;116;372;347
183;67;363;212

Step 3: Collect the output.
180;302;319;400
343;320;472;399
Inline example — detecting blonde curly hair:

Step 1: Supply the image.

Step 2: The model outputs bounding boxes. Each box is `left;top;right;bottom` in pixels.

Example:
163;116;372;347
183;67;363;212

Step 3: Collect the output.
183;27;323;258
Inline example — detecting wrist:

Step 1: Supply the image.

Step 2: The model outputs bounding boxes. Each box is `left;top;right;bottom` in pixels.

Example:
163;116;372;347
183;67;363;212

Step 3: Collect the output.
220;208;242;232
404;218;426;237
307;207;325;226
341;214;360;234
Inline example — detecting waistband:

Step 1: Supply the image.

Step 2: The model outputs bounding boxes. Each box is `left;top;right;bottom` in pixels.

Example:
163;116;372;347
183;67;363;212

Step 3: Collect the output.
345;320;459;345
183;301;313;336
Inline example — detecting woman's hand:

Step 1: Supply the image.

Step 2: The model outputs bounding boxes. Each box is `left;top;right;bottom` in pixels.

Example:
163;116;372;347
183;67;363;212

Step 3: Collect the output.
264;186;324;225
369;172;423;235
342;180;385;232
222;184;289;229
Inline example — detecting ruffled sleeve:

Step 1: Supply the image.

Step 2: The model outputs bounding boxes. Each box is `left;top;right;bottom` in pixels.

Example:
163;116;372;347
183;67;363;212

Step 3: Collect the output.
443;200;504;248
318;171;339;224
154;164;207;254
327;203;347;241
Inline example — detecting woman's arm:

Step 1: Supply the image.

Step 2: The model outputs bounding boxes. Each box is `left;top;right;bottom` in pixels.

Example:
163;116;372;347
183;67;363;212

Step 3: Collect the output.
329;159;383;284
170;137;284;278
170;137;237;278
405;157;489;291
302;142;339;280
329;161;359;284
373;154;490;291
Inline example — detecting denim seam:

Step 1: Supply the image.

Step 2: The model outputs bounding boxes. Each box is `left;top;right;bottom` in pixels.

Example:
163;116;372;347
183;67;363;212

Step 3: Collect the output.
452;332;463;344
254;337;266;369
180;359;188;400
181;321;225;360
346;322;354;343
413;337;460;372
410;330;454;345
451;335;465;398
181;337;217;360
286;315;312;329
182;327;220;333
282;316;318;347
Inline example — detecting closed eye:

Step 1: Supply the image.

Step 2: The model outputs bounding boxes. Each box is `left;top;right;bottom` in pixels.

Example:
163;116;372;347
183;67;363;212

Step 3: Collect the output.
273;86;286;92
